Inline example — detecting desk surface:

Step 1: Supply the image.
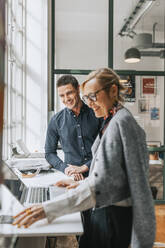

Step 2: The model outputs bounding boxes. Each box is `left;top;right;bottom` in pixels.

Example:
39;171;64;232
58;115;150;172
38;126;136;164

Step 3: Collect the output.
0;159;83;237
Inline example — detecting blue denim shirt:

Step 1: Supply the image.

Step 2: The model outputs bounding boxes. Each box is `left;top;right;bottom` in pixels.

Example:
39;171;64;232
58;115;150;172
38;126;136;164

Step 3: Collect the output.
45;102;102;175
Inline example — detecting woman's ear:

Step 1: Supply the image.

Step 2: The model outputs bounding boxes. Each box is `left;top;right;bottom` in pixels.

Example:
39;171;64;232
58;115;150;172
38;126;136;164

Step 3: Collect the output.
109;84;118;99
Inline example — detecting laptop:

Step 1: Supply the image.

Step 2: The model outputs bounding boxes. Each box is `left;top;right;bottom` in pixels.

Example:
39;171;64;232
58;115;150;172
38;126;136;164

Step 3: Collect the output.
16;139;45;158
3;162;66;207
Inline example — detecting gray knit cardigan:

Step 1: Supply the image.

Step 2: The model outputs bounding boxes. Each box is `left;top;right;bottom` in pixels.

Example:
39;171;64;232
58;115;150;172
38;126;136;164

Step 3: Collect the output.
89;107;156;248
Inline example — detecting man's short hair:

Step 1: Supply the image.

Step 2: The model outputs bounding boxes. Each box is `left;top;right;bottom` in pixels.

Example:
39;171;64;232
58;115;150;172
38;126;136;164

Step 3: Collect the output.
57;75;79;89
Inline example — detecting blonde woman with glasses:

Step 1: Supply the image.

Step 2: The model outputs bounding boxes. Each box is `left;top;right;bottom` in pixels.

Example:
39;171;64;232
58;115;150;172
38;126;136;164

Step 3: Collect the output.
13;68;155;248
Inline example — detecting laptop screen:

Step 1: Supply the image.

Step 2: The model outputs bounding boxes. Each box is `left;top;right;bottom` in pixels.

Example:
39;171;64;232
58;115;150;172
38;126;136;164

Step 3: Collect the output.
4;178;23;202
3;161;25;203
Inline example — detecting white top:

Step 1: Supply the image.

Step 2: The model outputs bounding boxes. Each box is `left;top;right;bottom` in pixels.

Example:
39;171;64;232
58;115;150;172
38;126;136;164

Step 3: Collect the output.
43;178;96;222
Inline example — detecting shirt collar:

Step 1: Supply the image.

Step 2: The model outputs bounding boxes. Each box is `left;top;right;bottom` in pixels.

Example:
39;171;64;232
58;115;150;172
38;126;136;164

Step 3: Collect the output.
66;101;88;115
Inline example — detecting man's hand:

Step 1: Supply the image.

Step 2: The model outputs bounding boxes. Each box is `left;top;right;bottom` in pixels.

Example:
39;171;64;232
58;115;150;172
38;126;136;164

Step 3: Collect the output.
13;205;46;228
73;173;84;181
65;164;88;176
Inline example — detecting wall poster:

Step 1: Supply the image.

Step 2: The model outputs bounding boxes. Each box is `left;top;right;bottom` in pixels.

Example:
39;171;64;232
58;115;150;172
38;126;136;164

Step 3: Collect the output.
141;76;156;97
138;99;149;113
120;75;135;102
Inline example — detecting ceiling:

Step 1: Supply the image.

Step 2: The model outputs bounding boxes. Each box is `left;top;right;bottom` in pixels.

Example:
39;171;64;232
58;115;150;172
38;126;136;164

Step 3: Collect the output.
115;0;165;36
136;0;165;33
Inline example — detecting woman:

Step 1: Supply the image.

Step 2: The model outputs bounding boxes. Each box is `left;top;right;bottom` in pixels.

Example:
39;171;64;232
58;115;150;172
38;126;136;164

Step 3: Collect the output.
13;68;155;248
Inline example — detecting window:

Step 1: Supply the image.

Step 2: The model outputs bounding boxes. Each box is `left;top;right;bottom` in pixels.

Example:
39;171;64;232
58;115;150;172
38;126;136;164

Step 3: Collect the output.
114;0;165;71
3;0;26;159
54;0;109;70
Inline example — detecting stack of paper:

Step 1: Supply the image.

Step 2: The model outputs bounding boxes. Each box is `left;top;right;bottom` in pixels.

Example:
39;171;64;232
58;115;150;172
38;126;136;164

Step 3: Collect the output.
9;158;51;171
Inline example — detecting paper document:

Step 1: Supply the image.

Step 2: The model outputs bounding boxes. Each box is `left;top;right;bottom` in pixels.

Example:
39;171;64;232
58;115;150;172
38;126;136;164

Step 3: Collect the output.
9;158;50;171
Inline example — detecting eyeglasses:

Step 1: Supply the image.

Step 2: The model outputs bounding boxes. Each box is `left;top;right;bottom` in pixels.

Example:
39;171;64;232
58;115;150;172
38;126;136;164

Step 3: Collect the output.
82;86;110;104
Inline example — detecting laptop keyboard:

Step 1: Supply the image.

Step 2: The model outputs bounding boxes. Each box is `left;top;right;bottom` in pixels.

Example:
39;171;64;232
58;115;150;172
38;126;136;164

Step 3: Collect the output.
21;186;65;205
20;187;29;204
24;187;50;204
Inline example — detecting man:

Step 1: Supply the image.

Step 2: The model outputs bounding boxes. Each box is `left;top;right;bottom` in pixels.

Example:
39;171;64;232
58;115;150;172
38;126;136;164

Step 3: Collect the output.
45;75;101;180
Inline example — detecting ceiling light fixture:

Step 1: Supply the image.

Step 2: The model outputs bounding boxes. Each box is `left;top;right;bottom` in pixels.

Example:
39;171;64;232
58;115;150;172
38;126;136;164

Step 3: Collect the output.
124;47;141;63
125;22;165;63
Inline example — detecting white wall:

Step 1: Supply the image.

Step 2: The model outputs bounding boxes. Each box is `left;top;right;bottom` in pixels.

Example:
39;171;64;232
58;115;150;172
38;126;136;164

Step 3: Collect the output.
125;76;164;144
25;0;48;152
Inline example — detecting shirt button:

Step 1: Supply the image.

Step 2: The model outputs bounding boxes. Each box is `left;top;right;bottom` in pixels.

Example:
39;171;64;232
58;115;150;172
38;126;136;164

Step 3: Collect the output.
73;115;76;117
84;158;87;160
78;136;82;138
82;147;84;150
77;124;80;127
96;191;100;195
94;172;98;177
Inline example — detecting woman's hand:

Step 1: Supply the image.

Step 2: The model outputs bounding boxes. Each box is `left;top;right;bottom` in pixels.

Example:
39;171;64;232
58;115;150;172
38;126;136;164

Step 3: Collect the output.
13;205;46;228
55;179;79;189
55;178;75;187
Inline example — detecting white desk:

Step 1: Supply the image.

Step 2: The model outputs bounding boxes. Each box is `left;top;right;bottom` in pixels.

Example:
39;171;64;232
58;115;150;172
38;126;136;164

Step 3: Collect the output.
15;168;70;187
0;159;83;237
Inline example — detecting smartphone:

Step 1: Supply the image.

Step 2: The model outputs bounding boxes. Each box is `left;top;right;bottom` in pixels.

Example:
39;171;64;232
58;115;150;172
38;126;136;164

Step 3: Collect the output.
0;215;14;224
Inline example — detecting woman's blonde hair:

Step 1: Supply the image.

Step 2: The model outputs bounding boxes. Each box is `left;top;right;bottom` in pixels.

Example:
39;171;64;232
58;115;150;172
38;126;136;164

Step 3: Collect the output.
81;68;125;102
